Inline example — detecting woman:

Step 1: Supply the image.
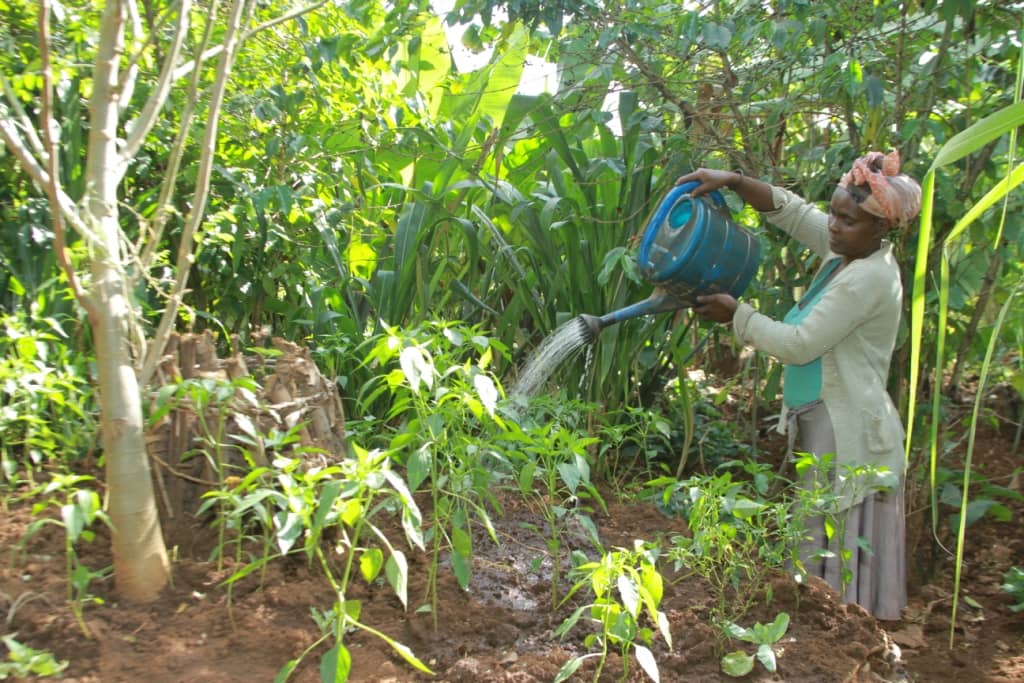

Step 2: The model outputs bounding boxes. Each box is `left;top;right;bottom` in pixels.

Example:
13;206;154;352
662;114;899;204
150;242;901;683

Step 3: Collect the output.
675;152;921;620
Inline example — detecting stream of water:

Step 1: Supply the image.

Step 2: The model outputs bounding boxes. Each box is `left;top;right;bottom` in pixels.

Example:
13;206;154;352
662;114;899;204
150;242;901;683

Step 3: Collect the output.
510;317;592;399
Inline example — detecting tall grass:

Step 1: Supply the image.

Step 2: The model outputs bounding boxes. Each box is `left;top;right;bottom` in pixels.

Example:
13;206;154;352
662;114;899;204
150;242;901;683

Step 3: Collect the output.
905;48;1024;646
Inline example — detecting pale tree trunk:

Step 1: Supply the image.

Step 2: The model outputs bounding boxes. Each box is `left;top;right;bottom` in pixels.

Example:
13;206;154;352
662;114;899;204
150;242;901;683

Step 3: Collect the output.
86;0;169;601
2;0;328;603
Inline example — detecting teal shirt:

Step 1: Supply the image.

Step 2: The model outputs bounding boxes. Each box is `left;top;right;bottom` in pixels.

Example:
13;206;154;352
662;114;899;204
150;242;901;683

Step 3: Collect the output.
782;258;842;407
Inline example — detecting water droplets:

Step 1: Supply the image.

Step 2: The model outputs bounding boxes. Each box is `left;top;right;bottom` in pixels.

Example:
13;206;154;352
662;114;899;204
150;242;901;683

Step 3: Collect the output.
510;318;591;399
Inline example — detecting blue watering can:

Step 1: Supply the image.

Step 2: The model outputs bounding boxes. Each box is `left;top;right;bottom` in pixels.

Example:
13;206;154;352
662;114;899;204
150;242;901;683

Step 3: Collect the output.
578;180;761;341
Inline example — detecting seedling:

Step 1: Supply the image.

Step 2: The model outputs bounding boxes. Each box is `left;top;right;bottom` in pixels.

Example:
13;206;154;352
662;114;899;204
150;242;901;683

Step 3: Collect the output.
720;612;790;677
17;473;111;637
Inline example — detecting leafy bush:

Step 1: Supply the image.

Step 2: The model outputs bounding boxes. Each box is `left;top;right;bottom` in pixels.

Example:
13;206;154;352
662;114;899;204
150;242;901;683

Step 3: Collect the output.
0;313;96;482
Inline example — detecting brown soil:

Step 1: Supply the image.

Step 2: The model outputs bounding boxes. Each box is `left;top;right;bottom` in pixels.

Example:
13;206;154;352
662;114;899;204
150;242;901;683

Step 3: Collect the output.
2;422;1022;683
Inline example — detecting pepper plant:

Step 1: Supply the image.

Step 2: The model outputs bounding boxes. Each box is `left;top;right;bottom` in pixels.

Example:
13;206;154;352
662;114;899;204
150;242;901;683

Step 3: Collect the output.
356;322;507;628
555;541;672;683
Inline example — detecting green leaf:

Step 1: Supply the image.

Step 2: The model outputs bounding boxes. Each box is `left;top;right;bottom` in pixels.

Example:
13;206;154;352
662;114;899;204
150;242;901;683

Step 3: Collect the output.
721;651;755;677
61;503;85;544
398;346;433;393
702;22;733;49
554;656;585;683
451;524;472;556
312;479;343;534
724;620;749;641
556;461;581;493
340;498;363;528
406;446;431;491
617;574;640;617
341;599;362;623
273;659;298;683
518;460;536;496
385;550;409;609
554;605;588;639
929;100;1024;171
319;643;352;683
950;499;1010;528
763;612;790;643
275;511;303;555
450;549;472;590
356;622;434;674
755;643;778;673
360;548;384;583
469;24;529;130
962;594;983;609
635;644;660;683
473;373;498;416
730;497;764;519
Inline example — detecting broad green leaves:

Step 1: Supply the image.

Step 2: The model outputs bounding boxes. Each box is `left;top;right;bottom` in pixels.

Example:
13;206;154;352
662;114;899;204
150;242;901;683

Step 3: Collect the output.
721;613;790;676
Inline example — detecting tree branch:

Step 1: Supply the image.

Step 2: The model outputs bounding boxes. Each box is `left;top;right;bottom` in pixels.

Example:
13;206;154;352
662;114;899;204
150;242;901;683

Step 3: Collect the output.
118;0;143;118
1;74;47;163
139;0;217;271
120;0;193;165
38;0;91;312
170;0;328;82
140;0;254;387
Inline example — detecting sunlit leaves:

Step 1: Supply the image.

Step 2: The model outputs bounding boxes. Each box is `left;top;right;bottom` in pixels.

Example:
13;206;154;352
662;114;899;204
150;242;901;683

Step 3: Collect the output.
555;543;669;682
398;345;434;392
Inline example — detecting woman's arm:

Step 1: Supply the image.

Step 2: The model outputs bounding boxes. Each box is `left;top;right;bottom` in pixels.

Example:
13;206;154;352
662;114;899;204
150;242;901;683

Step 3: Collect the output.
675;168;776;212
733;268;895;365
676;168;831;257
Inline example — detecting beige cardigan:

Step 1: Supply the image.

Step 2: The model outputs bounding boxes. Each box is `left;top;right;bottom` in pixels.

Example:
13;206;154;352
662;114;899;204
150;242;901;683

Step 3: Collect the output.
732;187;906;506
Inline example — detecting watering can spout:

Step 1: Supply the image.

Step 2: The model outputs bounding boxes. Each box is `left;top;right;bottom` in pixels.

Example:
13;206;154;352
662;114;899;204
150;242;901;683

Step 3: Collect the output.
576;288;687;343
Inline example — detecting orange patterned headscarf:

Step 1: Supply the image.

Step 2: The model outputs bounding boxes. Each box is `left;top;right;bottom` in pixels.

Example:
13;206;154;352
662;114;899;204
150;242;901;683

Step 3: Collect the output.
838;150;922;227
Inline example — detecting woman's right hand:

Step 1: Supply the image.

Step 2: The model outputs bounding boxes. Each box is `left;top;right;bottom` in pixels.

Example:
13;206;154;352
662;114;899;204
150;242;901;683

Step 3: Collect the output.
694;293;739;324
675;168;743;197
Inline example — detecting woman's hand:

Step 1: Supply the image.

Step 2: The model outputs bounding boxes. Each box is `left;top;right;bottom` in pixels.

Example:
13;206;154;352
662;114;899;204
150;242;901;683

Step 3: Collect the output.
675;168;743;197
675;168;776;212
694;293;738;324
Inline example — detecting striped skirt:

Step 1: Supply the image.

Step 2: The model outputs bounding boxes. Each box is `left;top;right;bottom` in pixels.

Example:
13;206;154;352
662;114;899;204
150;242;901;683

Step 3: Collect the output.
790;400;907;621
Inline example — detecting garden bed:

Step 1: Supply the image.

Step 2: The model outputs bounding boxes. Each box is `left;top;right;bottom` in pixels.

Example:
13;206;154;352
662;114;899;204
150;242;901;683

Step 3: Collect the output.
1;418;1021;682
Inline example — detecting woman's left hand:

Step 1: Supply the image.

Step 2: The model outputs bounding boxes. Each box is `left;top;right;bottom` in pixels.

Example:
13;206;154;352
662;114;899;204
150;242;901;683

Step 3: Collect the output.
694;293;738;324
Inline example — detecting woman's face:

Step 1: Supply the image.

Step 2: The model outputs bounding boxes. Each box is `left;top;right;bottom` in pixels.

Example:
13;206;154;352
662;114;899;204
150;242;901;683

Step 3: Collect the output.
827;187;887;260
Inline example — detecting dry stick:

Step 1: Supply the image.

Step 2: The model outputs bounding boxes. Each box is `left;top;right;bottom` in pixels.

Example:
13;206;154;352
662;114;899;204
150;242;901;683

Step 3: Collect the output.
840;643;887;683
150;451;221;487
152;450;176;521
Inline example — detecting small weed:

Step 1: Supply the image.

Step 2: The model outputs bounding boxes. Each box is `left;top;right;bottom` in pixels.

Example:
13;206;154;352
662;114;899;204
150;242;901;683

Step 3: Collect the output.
1002;566;1024;612
0;634;68;678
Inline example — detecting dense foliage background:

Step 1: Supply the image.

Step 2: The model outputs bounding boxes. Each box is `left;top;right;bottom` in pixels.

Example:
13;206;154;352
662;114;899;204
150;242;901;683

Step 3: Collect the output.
3;0;1021;403
1;0;1022;676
